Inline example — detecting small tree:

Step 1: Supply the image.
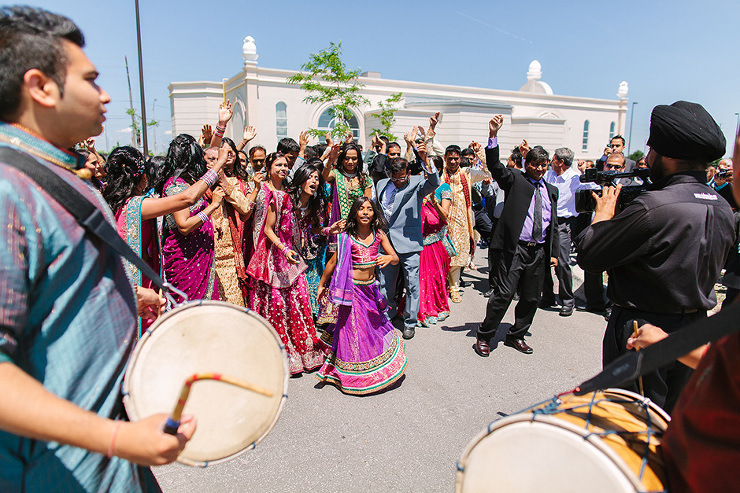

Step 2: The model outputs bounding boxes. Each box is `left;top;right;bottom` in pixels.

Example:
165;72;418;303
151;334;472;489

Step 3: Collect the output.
126;107;159;154
287;42;369;140
628;150;644;162
370;92;403;141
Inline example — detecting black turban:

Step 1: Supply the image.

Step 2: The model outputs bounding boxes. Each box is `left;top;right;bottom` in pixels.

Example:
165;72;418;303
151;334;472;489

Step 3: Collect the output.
647;101;726;162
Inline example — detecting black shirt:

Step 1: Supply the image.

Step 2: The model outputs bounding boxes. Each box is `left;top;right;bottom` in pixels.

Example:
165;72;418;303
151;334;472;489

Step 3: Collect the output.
577;171;736;313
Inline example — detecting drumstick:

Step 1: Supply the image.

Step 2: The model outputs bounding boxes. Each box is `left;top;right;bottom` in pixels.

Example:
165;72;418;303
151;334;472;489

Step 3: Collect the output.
156;288;163;318
163;373;274;435
632;320;645;397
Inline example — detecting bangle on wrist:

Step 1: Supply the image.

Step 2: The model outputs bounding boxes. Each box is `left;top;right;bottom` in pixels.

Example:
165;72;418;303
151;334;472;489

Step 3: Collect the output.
197;211;209;223
200;169;218;188
321;226;330;236
107;420;121;458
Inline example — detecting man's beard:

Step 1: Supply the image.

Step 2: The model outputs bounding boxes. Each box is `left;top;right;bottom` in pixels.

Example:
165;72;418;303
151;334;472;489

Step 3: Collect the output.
649;154;667;181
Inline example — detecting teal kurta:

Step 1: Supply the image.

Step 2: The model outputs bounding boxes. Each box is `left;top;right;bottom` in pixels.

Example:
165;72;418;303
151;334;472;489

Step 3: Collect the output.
0;123;159;492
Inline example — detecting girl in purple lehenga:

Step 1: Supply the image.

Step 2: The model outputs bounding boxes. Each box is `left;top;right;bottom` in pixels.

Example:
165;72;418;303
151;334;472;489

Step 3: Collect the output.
158;134;223;303
316;197;407;395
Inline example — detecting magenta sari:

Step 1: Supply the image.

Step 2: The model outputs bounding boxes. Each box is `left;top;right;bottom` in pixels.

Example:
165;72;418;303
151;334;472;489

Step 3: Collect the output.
418;186;452;325
246;186;327;374
161;176;219;304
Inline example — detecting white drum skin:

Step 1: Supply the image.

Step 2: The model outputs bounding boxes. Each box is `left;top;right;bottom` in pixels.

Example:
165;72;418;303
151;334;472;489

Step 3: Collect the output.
123;301;289;467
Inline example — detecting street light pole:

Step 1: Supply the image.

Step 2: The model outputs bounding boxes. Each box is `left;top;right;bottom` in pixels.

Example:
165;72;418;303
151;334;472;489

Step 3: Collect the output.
628;101;638;155
134;0;149;156
735;112;739;137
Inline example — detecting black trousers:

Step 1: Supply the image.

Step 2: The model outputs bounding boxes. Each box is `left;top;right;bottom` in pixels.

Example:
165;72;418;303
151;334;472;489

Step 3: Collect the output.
542;216;576;307
478;242;546;341
584;270;608;309
603;305;703;413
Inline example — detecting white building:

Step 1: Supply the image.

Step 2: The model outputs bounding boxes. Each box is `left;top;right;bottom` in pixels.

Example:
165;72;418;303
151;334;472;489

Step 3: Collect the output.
169;37;629;159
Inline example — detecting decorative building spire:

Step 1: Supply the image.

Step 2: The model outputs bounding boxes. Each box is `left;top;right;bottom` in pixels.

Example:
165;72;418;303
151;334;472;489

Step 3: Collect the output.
242;36;258;64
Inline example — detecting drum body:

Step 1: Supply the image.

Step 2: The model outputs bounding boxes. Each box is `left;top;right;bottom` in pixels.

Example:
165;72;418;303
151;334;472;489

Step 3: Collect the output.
456;389;670;493
123;301;289;467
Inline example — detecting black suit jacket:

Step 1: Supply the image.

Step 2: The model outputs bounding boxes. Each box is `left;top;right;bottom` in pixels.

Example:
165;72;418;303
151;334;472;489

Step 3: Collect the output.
485;145;559;262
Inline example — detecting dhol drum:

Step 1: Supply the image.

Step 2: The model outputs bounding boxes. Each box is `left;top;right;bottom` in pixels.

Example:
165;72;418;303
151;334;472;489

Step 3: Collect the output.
123;301;289;467
456;388;670;493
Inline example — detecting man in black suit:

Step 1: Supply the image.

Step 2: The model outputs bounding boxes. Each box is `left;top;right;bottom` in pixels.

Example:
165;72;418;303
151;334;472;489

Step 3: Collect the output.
475;116;559;356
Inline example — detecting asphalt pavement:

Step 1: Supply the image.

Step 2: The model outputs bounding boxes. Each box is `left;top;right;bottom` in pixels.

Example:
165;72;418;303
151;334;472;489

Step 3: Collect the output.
155;249;606;492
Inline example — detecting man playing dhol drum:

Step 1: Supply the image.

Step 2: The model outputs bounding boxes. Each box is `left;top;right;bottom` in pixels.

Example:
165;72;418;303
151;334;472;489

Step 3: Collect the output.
0;7;195;491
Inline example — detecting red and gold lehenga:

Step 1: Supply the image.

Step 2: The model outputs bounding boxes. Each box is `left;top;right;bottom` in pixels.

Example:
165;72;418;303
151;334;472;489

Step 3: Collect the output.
246;186;327;374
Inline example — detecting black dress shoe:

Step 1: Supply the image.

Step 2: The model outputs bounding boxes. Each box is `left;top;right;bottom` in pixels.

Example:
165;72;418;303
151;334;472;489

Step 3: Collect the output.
474;338;490;357
484;288;495;298
559;305;574;317
402;326;415;339
504;338;533;354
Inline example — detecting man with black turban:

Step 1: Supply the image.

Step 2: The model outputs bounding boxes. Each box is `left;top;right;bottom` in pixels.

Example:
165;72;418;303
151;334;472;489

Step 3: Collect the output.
576;101;736;413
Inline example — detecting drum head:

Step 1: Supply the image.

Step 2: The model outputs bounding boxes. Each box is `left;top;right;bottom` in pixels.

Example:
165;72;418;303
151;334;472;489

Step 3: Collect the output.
123;301;288;466
456;389;670;493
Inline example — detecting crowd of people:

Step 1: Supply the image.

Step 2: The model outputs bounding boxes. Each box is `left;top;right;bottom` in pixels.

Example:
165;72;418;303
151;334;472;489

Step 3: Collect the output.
2;6;740;492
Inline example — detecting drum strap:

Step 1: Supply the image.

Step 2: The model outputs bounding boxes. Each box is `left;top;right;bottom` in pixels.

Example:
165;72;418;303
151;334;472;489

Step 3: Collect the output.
0;147;184;304
576;300;740;395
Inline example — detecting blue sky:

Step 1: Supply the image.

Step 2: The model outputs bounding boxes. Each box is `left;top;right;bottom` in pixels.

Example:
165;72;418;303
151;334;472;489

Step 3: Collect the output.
27;0;740;156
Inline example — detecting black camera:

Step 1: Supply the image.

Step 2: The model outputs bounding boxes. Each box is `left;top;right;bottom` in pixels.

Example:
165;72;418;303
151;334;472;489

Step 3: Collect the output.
575;167;651;214
717;169;729;179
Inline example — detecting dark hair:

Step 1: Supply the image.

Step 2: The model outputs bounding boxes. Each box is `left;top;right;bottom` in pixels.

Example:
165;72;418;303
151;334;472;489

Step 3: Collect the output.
510;146;523;167
445;144;461;156
155;133;207;194
306;156;324;173
344;196;387;237
102;146;147;213
221;137;247;182
277;137;299;154
304;145;318;160
337;142;369;186
387;142;401;153
0;7;85;119
237;149;248;162
265;151;288;187
146;155;165;194
287;163;327;227
248;145;266;159
525;145;549;165
611;134;626;146
313;143;327;157
461;148;475;158
389;158;409;175
379;136;390;146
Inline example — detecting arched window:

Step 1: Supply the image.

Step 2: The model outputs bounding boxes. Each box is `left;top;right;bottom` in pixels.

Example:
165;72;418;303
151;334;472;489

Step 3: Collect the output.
317;107;360;140
609;121;615;140
582;120;590;151
276;102;287;139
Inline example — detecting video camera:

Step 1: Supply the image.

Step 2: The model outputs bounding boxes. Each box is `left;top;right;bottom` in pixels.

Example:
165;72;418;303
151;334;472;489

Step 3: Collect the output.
575;167;651;214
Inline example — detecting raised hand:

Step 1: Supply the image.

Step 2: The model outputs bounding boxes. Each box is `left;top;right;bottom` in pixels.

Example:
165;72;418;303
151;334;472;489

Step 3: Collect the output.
300;130;310;149
344;131;353;144
218;100;233;125
429;111;440;131
242;125;257;142
327;143;341;165
519;139;530;158
325;131;333;147
85;137;96;152
416;141;428;162
488;115;504;137
201;124;213;145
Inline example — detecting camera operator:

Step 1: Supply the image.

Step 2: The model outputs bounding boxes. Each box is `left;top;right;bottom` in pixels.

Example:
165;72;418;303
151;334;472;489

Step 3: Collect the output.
576;101;735;413
596;135;635;171
711;158;737;210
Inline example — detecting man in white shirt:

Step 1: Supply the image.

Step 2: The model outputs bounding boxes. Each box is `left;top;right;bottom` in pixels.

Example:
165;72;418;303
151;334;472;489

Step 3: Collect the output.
541;147;580;316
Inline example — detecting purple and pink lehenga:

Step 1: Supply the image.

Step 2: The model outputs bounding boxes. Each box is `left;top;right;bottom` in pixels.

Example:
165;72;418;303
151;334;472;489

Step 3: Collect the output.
418;185;452;325
316;232;407;395
161;176;219;304
246;186;327;374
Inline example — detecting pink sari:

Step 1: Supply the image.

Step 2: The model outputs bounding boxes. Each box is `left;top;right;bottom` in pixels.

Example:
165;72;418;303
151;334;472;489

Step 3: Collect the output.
246;187;327;374
418;189;452;325
161;177;219;304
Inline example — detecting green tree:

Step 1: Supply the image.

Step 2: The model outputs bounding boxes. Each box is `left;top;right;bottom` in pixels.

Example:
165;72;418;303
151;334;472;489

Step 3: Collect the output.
126;107;159;154
370;92;403;141
628;150;644;162
287;42;369;140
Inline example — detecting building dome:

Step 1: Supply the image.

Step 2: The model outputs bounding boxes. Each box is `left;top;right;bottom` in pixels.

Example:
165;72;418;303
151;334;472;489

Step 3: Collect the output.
519;60;553;95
